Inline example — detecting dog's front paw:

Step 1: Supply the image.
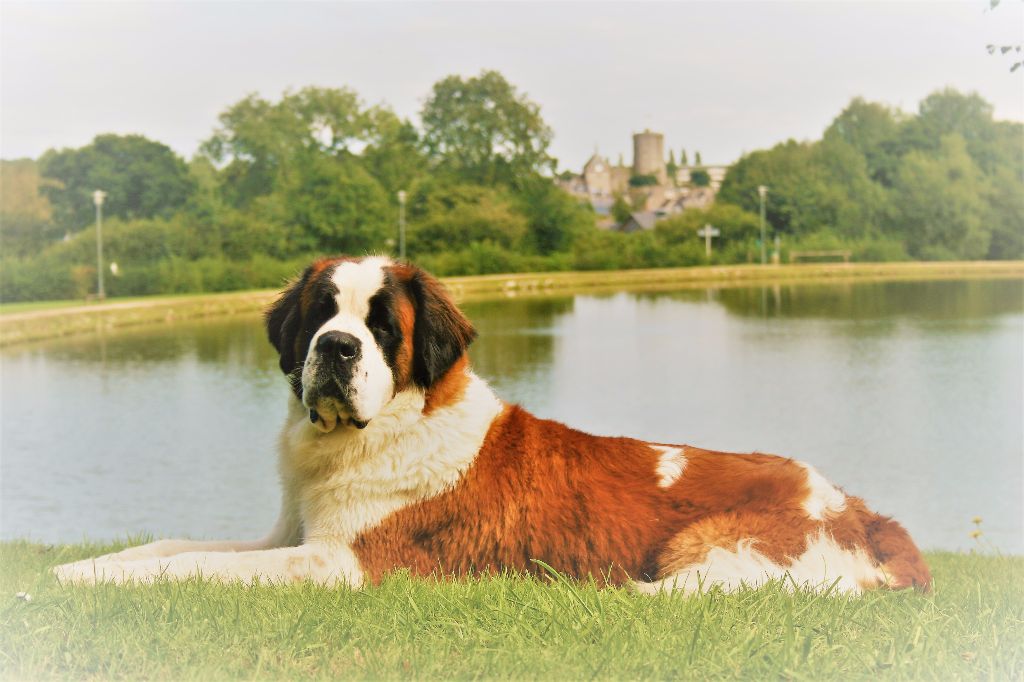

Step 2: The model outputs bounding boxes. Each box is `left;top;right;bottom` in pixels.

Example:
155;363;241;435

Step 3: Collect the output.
53;559;105;585
53;559;147;585
94;539;178;563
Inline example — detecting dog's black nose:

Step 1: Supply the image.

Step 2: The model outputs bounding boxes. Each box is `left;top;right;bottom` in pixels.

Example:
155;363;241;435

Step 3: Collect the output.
316;331;361;361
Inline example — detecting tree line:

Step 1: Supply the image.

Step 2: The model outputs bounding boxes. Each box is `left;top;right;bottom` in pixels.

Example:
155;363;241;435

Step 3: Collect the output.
1;72;1020;302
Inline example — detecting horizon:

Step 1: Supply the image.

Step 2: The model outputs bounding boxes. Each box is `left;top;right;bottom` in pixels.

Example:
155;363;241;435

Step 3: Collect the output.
2;1;1023;170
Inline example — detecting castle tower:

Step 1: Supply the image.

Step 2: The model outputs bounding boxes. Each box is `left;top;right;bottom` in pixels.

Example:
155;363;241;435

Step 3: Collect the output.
632;130;667;185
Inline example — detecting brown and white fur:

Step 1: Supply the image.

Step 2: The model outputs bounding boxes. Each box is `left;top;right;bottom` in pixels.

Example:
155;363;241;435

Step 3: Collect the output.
55;256;931;594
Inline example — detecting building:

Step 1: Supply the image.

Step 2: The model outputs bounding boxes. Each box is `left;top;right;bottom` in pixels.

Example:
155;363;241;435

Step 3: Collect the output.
557;129;730;231
632;130;667;186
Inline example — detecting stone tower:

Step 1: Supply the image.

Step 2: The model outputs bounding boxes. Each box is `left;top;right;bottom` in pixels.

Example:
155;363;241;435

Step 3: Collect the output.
632;130;667;185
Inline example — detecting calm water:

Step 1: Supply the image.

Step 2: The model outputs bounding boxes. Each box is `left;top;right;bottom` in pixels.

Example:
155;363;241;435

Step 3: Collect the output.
2;279;1021;552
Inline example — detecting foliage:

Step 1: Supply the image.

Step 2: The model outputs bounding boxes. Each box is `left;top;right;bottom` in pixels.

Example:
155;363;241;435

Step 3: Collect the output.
611;194;633;224
0;159;60;256
657;204;761;246
282;155;392;254
201;87;387;205
719;90;1022;259
986;1;1024;72
38;134;194;235
889;135;990;260
409;182;527;253
689;169;711;187
513;176;593;254
628;174;658;187
421;70;555;187
824;97;905;185
665;150;678;184
4;81;1022;304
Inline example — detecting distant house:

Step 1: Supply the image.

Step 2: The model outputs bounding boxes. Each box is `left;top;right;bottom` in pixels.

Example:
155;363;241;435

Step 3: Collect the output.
657;186;716;213
618;211;663;233
556;130;731;228
612;185;717;233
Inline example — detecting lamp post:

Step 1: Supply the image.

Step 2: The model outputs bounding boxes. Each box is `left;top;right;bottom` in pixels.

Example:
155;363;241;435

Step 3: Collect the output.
397;190;407;260
93;190;107;299
757;185;768;265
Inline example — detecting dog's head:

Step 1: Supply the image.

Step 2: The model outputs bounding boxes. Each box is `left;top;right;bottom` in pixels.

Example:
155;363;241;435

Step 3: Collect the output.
265;256;475;432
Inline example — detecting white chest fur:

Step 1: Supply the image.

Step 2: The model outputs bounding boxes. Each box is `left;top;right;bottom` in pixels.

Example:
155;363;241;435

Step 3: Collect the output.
279;373;504;545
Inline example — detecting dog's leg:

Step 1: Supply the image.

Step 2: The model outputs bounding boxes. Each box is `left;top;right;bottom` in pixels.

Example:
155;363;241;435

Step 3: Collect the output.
54;494;302;576
53;543;360;587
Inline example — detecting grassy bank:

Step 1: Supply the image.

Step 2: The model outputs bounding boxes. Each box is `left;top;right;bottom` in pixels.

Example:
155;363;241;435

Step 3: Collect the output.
1;261;1022;347
0;542;1021;680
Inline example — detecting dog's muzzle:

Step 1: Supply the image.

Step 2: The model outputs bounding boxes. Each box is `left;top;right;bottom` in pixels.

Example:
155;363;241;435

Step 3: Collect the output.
304;331;369;433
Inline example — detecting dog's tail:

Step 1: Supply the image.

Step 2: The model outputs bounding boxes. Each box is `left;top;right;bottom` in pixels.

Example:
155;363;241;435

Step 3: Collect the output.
860;508;932;592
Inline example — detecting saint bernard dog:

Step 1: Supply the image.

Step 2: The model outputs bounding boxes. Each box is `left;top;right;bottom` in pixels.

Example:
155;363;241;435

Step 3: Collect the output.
55;255;931;594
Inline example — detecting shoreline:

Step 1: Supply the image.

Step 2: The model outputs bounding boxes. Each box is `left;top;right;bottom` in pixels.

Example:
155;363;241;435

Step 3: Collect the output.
2;260;1021;347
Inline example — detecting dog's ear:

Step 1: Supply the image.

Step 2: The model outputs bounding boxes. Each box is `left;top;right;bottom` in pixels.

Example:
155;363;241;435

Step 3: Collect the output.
265;265;315;392
406;266;476;388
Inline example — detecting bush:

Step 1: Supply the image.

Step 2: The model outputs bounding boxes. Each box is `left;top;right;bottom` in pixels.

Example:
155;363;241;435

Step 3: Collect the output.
690;169;711;187
0;255;77;302
0;253;318;302
415;242;569;277
628;174;658;187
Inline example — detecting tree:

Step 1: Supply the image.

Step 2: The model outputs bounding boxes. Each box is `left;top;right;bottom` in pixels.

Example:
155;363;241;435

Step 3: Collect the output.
420;70;555;187
812;134;888;239
900;89;1006;173
361;113;428;196
38;134;193;234
717;140;819;235
690;169;711;187
611;194;633;224
629;174;658;187
824;97;904;186
666;150;678;186
986;0;1023;72
514;177;593;254
202;87;393;206
408;181;527;253
0;160;59;255
889;135;989;259
694;151;703;166
985;166;1024;259
680;149;688;166
282;154;392;254
657;203;761;245
717;138;881;239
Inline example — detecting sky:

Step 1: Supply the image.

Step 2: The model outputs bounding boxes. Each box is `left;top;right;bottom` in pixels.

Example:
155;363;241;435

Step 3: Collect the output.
2;1;1022;171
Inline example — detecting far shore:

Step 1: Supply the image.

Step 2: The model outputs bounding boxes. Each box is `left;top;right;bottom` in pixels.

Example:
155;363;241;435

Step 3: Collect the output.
2;260;1022;347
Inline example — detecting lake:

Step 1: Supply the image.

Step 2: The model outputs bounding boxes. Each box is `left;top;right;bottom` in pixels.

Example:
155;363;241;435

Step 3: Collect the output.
1;278;1021;553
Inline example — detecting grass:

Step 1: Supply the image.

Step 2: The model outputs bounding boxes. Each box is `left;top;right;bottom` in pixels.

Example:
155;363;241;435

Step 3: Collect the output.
2;260;1023;347
1;541;1021;680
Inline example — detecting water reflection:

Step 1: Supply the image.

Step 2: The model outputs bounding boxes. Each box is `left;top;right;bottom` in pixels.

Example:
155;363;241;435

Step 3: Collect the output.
1;278;1020;554
709;278;1024;321
14;316;280;370
464;296;573;406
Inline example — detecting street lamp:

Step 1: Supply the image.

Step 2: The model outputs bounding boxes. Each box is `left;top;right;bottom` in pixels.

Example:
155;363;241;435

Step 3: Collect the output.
757;185;768;265
93;190;107;299
397;190;407;260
